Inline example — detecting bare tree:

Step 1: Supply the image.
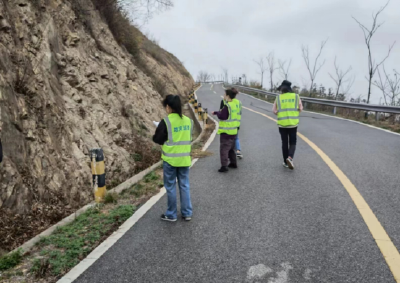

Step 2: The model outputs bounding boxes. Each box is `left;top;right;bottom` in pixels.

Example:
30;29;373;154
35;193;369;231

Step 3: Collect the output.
266;52;278;91
328;56;353;100
301;39;328;97
373;66;400;106
221;67;229;83
341;75;356;99
197;71;211;83
352;0;396;104
253;57;267;88
278;59;292;80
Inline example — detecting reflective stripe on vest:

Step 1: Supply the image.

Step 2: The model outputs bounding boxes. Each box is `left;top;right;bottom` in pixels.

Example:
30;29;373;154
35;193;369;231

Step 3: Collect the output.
162;151;191;157
162;114;192;167
232;98;242;128
218;101;238;135
277;93;300;127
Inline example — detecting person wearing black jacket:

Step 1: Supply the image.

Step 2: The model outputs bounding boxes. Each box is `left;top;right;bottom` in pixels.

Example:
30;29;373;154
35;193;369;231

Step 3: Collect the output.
152;95;193;222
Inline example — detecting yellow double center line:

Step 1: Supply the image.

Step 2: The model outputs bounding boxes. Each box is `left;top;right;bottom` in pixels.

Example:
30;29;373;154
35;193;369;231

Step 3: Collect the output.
243;106;400;282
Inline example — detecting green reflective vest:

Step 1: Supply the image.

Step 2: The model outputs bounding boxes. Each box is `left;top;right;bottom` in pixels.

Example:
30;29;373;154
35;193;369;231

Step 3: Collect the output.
162;113;193;167
276;92;300;127
232;98;242;128
218;100;238;135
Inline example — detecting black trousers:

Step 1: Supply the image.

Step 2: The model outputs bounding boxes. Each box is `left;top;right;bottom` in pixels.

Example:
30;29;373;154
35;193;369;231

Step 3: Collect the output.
220;136;237;167
279;127;297;163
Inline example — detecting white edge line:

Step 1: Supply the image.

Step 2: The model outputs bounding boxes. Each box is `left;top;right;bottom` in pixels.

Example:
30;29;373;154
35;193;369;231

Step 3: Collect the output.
238;90;400;137
57;85;217;283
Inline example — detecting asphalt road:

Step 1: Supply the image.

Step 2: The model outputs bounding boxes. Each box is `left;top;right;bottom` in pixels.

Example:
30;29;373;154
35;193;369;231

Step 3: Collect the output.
75;83;399;283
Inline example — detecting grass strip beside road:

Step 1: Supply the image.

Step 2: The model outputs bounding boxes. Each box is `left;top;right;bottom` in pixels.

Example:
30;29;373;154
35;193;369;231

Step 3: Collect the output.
0;205;135;283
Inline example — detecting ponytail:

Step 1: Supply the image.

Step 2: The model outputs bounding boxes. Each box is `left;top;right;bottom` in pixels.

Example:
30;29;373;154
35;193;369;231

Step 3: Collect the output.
163;94;183;118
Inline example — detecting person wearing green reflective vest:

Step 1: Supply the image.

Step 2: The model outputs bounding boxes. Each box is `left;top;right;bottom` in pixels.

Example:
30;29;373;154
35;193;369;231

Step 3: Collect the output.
153;95;193;222
273;80;303;170
212;88;239;173
220;88;243;158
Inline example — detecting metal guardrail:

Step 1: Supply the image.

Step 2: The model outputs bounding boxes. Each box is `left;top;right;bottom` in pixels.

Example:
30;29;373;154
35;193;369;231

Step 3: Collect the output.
226;84;400;116
198;81;225;84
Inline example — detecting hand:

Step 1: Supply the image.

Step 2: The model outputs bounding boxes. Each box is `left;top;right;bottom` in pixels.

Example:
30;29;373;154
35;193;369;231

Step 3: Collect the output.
212;112;216;115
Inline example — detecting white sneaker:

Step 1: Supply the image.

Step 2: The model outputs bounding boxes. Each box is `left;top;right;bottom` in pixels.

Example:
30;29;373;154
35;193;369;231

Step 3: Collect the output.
286;157;294;170
282;162;289;168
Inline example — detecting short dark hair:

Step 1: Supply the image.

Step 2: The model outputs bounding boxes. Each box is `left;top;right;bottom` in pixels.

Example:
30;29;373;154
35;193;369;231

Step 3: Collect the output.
225;88;238;99
162;95;182;118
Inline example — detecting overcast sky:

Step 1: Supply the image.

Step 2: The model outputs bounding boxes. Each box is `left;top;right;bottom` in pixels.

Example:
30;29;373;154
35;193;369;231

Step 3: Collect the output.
145;0;400;104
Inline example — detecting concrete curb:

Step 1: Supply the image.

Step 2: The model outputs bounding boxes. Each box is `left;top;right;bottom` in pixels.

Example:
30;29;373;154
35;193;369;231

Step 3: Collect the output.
57;84;217;283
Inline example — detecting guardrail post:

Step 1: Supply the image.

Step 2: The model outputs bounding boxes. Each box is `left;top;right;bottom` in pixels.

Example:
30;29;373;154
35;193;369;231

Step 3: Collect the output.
333;107;337;115
375;112;379;122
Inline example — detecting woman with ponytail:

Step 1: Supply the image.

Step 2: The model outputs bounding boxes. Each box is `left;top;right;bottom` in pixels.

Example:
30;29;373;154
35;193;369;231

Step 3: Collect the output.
153;95;194;222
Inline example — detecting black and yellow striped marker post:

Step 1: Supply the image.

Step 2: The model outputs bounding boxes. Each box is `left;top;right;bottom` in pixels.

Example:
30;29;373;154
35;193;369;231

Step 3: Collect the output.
203;108;208;124
90;148;106;203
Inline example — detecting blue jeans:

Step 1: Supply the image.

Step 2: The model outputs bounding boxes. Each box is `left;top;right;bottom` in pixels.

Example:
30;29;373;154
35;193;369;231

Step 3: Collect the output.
235;131;241;151
163;162;192;219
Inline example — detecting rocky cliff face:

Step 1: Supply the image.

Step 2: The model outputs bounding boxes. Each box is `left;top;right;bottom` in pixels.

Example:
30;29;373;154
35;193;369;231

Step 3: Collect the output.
0;0;193;249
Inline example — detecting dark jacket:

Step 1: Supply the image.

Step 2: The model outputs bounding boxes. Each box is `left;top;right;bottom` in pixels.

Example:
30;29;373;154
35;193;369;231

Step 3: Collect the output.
152;119;168;145
220;100;225;111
